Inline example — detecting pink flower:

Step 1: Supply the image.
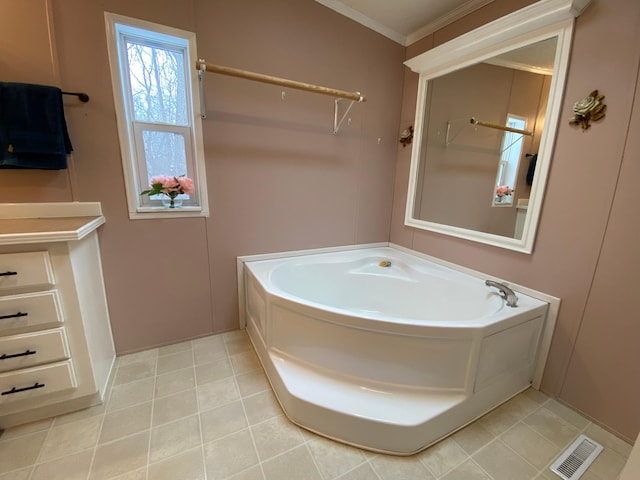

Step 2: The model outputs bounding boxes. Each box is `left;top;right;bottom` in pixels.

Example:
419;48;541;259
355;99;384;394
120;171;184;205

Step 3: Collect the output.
177;176;195;195
496;185;513;197
149;175;173;193
141;174;194;201
149;175;169;187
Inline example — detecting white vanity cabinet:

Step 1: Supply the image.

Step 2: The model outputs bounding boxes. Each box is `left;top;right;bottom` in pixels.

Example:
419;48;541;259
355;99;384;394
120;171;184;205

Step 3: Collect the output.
0;203;115;428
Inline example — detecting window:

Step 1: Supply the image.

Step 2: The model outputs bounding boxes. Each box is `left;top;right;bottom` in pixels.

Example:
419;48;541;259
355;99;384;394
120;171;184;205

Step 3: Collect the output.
493;114;526;207
105;13;208;218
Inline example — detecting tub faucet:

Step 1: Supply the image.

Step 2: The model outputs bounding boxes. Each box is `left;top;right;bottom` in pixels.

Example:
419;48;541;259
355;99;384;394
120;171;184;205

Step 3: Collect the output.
485;280;518;307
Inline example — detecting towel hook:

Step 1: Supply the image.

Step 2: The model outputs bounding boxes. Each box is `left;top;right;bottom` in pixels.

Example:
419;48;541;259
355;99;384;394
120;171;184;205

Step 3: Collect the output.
62;91;89;102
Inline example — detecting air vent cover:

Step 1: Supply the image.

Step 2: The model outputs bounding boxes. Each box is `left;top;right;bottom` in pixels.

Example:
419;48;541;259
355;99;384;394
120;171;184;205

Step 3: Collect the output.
550;435;603;479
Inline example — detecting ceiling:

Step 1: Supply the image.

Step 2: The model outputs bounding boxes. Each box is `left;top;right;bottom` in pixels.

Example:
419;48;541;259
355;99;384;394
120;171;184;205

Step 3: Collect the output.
314;0;494;46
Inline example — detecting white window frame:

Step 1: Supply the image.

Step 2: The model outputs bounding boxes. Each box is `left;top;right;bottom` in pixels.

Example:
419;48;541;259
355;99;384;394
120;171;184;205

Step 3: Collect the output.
492;114;527;207
105;12;208;219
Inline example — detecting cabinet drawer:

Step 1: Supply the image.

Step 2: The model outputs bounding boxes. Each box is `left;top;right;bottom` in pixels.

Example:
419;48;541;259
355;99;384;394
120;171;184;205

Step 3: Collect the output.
0;291;63;334
0;328;70;373
0;360;77;404
0;252;55;291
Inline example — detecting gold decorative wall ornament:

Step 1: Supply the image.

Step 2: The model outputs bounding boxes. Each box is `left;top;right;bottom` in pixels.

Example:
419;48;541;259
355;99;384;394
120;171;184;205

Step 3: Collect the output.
399;126;413;147
570;90;606;130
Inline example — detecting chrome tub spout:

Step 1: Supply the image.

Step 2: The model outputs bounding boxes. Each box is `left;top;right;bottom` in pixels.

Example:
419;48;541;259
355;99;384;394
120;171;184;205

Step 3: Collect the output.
485;280;518;307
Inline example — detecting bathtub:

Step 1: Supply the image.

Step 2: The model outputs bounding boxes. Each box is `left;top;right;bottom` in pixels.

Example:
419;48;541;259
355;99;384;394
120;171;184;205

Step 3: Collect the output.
239;245;552;455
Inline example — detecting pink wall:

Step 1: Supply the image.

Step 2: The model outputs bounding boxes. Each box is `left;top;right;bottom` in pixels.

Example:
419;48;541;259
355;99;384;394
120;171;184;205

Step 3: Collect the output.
391;0;640;441
2;0;638;443
0;0;74;201
0;0;404;351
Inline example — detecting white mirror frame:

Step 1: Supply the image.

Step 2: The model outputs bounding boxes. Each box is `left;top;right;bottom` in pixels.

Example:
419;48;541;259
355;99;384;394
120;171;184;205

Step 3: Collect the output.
404;0;591;253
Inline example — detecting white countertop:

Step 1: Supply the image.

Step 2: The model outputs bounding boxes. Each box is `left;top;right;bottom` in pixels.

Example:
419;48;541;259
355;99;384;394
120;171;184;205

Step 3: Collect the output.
0;202;105;246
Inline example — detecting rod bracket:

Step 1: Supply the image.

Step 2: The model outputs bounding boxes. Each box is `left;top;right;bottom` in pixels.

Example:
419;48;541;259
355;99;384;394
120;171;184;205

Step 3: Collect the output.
333;95;358;135
198;59;207;119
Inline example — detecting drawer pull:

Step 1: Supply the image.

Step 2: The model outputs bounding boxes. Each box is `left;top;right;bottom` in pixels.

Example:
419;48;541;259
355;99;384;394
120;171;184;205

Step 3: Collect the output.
1;349;37;360
0;271;18;277
0;312;29;320
1;382;45;396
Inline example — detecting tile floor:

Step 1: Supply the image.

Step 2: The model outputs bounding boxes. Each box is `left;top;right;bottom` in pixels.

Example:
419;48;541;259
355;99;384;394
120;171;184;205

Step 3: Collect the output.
0;330;632;480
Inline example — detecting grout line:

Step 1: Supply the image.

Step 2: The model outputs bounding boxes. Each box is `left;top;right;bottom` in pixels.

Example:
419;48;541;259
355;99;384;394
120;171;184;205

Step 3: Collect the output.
303;440;327;480
29;412;56;470
142;353;159;480
85;412;106;480
468;457;498;480
5;334;608;480
191;341;209;480
24;419;53;480
498;423;555;475
488;400;590;479
365;458;384;480
230;343;267;480
330;458;381;480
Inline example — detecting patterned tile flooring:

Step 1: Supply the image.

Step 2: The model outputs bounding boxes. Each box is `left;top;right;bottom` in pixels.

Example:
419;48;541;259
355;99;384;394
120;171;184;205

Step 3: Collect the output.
0;330;632;479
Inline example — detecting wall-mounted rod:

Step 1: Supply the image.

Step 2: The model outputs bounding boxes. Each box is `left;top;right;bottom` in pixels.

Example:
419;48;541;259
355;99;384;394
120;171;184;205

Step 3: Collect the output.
62;91;89;102
195;60;366;103
470;117;532;136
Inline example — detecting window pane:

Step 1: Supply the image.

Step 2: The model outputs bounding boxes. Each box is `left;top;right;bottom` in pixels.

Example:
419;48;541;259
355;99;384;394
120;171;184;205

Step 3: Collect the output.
125;40;188;125
494;115;526;205
142;130;188;182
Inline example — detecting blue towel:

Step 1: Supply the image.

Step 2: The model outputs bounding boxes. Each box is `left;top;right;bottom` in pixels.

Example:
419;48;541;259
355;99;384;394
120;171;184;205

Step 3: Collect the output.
0;82;73;169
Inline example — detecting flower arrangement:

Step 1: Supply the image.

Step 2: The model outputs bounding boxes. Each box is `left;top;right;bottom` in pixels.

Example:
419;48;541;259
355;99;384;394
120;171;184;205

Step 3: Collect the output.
140;175;195;208
495;185;513;198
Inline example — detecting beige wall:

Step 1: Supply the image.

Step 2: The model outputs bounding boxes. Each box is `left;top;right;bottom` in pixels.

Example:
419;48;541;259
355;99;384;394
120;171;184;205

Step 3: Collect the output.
0;0;404;352
391;0;640;442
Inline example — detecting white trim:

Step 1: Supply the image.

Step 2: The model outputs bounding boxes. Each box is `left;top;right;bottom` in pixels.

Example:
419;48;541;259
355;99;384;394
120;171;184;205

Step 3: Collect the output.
313;0;406;45
404;0;589;74
404;0;590;254
128;207;203;220
104;12;209;220
484;57;554;76
406;0;494;46
0;217;106;246
0;202;103;219
314;0;493;47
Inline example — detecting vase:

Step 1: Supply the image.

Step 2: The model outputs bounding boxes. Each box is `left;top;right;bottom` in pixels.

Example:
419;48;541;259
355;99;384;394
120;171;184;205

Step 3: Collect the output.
161;196;183;208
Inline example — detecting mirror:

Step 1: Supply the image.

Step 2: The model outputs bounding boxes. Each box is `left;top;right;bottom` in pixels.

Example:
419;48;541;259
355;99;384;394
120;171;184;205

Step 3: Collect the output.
404;0;590;253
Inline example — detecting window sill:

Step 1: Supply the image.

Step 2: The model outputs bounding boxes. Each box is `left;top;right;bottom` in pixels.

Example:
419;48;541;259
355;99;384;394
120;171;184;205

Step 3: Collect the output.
129;206;209;220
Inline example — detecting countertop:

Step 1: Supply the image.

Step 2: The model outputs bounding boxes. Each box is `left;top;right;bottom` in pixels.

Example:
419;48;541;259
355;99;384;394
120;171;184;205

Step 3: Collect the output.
0;202;105;246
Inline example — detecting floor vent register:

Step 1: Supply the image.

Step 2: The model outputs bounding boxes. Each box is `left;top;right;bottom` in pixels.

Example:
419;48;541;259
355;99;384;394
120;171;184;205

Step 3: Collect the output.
550;434;603;479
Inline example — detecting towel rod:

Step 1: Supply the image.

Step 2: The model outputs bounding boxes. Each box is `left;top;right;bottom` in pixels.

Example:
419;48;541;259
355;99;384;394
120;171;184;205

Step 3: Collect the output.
62;91;90;103
195;60;365;103
470;117;532;136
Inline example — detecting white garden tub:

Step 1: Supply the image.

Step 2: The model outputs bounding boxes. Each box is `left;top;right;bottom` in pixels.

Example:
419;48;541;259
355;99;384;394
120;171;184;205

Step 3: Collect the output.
239;245;552;455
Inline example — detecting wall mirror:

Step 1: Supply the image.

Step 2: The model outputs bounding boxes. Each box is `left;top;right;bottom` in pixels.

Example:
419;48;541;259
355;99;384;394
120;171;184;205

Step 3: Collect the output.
404;0;590;253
